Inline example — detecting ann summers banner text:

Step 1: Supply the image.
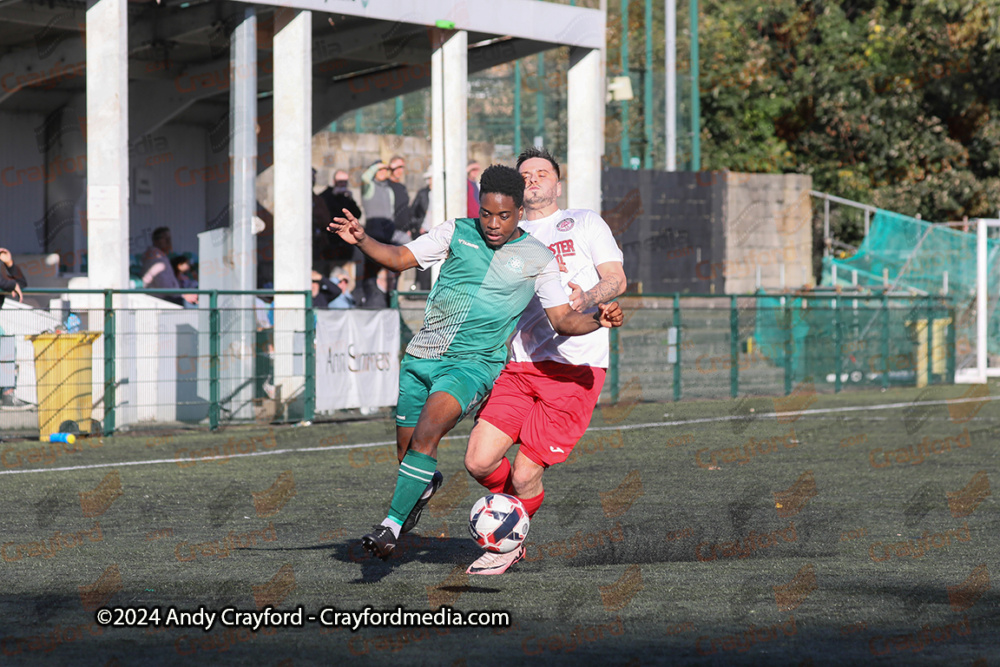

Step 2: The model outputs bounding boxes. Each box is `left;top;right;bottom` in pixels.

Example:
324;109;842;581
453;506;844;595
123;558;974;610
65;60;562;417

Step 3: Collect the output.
315;310;399;411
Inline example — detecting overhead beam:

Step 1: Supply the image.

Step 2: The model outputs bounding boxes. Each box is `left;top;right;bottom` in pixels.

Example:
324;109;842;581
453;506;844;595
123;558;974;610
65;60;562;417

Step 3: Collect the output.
0;2;226;106
311;20;428;64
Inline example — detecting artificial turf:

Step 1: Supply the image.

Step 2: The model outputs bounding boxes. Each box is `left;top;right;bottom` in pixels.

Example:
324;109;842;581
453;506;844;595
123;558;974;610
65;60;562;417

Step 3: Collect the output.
0;383;997;665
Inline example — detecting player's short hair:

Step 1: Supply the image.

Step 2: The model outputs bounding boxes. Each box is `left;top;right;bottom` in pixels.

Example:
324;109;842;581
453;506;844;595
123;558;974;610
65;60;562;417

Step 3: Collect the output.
515;146;561;180
479;165;525;210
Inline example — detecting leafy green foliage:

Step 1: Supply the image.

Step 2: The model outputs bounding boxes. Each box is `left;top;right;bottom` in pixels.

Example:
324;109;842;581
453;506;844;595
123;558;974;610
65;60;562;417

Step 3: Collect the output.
701;0;1000;241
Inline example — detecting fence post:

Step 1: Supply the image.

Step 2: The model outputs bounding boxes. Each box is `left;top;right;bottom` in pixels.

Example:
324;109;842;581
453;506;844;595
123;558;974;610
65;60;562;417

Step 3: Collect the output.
103;289;115;436
609;326;620;404
881;293;890;391
946;304;956;384
672;293;681;402
783;299;792;396
209;291;220;431
926;294;933;386
304;290;315;423
834;296;842;393
730;295;738;398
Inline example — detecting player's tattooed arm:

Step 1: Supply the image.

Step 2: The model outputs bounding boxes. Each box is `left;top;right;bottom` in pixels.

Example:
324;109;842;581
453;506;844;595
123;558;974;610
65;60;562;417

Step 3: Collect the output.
569;262;626;311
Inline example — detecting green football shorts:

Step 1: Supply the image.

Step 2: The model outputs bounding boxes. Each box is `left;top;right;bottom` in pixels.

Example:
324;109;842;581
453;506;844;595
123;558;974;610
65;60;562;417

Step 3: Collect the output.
395;354;503;428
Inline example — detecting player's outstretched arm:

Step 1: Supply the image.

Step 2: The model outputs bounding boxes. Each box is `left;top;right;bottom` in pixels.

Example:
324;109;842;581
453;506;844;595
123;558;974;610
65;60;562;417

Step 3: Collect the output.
327;208;418;272
544;301;623;335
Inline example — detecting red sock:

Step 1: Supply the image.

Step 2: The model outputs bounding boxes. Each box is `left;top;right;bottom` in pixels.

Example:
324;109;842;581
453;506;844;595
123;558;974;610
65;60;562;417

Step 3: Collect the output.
517;490;545;518
479;457;512;494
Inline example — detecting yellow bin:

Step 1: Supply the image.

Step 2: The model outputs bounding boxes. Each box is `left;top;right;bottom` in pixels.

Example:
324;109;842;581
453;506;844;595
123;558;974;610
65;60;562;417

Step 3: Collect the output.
27;332;100;441
906;318;952;388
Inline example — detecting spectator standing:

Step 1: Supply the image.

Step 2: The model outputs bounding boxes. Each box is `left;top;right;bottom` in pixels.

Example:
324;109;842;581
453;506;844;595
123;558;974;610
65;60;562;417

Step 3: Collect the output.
0;247;26;309
409;169;434;291
410;169;432;235
0;247;26;406
256;201;275;289
467;160;481;218
360;161;397;307
387;156;413;244
141;227;183;305
319;169;362;267
311;168;333;264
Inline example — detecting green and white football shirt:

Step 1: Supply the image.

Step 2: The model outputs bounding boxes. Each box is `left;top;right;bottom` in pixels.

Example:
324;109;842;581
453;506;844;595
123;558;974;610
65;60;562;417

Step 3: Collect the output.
404;218;567;364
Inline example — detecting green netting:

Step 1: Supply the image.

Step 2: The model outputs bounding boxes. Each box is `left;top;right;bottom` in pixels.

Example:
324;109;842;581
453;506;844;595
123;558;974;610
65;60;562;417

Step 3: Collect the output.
820;209;1000;362
822;209;990;295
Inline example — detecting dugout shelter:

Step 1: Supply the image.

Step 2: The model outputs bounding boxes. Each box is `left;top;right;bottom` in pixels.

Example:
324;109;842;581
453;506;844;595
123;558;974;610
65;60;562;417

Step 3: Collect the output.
0;0;606;405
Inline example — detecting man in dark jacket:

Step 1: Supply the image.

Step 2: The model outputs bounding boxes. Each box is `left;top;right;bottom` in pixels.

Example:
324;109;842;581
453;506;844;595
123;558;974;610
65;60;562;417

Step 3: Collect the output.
387;156;412;243
311;266;343;309
318;169;362;265
0;247;26;308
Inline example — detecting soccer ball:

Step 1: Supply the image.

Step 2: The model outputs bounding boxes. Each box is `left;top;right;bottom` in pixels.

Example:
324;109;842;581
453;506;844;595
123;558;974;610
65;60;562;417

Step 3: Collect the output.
468;494;530;554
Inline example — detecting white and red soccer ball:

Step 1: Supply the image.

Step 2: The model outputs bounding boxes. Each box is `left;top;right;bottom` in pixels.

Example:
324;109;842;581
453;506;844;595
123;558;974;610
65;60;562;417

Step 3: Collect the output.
468;494;530;554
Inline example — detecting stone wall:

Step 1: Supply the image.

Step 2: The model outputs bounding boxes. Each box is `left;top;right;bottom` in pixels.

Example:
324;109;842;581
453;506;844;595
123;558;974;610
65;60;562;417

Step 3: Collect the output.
255;131;494;217
722;173;813;293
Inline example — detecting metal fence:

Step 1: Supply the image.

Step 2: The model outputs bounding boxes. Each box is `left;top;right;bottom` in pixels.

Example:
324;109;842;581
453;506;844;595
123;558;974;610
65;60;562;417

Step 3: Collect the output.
0;288;314;440
2;288;954;441
397;291;956;405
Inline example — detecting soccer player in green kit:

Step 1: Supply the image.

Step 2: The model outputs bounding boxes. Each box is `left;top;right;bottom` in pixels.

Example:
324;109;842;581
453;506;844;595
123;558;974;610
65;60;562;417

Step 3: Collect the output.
327;165;623;560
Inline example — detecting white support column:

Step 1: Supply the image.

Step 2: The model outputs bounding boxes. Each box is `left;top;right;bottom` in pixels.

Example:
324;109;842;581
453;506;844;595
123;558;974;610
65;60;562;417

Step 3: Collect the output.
567;47;603;213
443;31;468;223
86;0;129;430
430;32;446;285
231;6;257;294
227;6;257;420
86;0;129;290
273;8;311;404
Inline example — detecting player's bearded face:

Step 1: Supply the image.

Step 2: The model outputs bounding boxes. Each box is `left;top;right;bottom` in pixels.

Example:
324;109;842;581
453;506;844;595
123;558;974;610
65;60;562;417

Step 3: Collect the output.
478;193;523;248
519;157;560;210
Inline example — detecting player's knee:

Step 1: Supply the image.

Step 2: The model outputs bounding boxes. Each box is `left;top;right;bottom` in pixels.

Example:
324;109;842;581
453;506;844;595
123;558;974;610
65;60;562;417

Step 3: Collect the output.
464;448;492;479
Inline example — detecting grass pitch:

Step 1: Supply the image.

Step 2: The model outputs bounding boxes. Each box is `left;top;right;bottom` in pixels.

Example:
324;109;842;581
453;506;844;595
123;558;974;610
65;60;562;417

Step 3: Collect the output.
1;384;998;665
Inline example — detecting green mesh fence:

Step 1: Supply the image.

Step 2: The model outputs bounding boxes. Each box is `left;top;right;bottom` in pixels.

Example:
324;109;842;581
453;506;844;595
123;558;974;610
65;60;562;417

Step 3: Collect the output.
820;209;1000;368
397;293;954;404
753;294;954;392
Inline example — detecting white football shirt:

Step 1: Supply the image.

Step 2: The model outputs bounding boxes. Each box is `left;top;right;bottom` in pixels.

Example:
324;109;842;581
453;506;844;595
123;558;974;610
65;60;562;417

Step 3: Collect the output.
509;208;624;367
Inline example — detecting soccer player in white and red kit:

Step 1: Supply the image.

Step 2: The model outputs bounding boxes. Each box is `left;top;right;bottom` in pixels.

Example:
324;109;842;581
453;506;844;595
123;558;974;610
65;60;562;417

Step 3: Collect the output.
464;147;627;575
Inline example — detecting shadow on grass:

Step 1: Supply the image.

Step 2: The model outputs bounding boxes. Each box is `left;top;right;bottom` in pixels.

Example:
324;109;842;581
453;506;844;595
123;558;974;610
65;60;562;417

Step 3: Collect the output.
318;532;489;584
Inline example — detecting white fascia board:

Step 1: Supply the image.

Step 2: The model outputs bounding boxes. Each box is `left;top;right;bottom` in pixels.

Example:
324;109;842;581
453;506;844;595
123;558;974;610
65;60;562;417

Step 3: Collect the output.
247;0;605;51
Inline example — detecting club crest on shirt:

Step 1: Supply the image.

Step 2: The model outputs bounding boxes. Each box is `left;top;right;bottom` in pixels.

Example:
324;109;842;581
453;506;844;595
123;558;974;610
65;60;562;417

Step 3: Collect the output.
506;256;524;273
557;217;576;232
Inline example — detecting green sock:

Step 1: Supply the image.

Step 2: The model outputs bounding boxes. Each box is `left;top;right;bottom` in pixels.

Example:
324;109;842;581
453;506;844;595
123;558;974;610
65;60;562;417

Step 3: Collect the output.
387;450;438;525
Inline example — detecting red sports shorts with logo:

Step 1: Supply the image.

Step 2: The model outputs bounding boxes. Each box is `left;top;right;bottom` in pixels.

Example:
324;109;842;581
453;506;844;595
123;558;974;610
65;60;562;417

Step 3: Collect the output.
476;361;606;467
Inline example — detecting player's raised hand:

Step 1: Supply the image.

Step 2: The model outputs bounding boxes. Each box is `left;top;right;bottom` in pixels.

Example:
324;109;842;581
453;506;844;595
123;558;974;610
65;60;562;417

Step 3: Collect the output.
327;208;366;245
596;302;623;328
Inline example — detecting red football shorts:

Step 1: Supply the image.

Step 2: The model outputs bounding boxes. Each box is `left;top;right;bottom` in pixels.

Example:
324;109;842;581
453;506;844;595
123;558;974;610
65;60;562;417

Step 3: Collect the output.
477;361;606;467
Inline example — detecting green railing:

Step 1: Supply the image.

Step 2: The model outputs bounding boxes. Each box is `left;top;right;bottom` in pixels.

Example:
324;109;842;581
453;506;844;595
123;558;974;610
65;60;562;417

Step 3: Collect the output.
394;290;957;405
8;288;313;436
